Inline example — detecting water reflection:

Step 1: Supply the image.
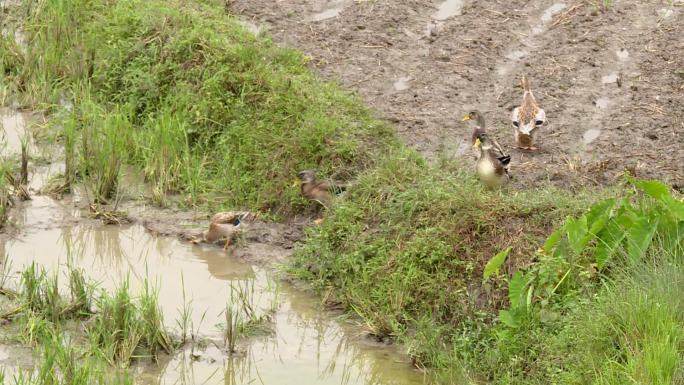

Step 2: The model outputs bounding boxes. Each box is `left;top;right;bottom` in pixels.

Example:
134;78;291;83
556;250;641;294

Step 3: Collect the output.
135;284;425;385
2;222;426;384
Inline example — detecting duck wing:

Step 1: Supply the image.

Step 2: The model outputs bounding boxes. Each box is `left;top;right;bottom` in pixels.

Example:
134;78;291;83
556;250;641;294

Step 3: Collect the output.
318;180;347;196
211;211;246;226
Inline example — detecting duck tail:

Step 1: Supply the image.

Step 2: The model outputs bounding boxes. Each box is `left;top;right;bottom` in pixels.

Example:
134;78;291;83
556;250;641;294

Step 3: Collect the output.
521;75;531;92
332;183;347;195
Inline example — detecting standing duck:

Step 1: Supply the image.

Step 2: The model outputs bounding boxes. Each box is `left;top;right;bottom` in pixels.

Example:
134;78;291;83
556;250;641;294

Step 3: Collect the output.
511;76;546;151
473;132;511;188
462;110;510;164
296;170;346;206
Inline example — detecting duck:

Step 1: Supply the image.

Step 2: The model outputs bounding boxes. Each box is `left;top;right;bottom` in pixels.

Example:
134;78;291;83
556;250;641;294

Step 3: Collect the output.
296;170;346;206
462;110;510;164
511;76;546;151
191;211;254;250
473;131;511;188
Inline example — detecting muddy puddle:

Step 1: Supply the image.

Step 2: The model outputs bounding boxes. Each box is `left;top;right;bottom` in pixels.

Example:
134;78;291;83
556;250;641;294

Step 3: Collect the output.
2;223;426;384
0;108;427;384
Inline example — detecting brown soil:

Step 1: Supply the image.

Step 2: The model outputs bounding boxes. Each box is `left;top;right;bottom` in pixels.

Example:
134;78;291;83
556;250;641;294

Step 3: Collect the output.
231;0;683;190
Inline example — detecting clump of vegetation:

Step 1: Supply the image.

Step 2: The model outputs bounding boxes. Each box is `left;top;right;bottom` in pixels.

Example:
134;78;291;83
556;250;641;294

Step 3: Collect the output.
479;179;684;384
2;263;174;369
0;0;395;212
289;150;603;369
291;164;684;383
223;280;276;353
88;278;173;366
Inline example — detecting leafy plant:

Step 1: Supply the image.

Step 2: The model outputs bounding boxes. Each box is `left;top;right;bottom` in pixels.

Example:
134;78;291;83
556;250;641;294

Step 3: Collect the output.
491;178;684;329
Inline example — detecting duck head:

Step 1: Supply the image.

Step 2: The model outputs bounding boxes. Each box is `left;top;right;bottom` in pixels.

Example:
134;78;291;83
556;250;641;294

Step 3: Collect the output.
297;170;317;184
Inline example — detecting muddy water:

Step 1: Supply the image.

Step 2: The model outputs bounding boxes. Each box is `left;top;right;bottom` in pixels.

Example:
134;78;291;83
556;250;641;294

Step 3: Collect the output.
2;221;426;384
0;110;426;384
1;108;33;157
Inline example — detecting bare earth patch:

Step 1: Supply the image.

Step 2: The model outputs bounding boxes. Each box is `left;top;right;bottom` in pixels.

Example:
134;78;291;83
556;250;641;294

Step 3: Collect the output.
231;0;683;189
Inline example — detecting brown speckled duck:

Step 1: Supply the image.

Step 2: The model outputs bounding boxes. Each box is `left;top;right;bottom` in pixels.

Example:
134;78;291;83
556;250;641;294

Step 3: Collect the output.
296;170;346;206
191;211;254;250
473;132;511;188
511;76;546;151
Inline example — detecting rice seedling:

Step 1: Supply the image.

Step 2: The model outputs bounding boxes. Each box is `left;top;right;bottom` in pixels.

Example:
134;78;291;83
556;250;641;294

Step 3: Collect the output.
222;280;276;353
20;264;60;318
86;276;177;367
19;132;29;185
0;162;12;227
138;277;174;358
87;279;142;366
64;266;93;317
62;105;77;190
175;272;192;344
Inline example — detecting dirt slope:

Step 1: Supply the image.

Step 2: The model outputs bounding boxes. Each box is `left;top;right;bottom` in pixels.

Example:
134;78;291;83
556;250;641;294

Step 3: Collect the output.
231;0;683;190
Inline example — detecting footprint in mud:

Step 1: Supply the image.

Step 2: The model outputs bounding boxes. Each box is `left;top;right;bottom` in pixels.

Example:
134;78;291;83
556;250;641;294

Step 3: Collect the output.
433;0;464;21
595;97;611;110
601;73;619;85
237;19;262;35
616;48;630;62
310;0;352;22
393;76;412;92
498;3;567;76
583;128;601;144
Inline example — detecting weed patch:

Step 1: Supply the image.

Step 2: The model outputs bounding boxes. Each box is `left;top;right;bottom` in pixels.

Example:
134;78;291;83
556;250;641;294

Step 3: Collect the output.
0;0;396;212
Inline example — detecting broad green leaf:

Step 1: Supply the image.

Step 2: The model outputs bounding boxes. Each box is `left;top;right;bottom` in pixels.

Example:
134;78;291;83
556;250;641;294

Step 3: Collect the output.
616;203;638;229
543;228;562;254
587;198;616;235
594;219;626;269
508;271;526;309
633;179;670;202
498;309;521;328
483;247;511;280
663;196;684;221
626;216;660;263
566;215;589;255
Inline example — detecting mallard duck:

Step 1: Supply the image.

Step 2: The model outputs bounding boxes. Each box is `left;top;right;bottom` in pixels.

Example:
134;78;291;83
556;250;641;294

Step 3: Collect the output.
511;76;546;151
462;110;510;164
473;132;511;188
296;170;346;205
192;211;254;250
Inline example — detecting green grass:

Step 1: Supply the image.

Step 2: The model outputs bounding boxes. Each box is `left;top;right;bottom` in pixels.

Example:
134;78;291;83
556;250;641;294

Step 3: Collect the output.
289;149;605;373
0;0;396;212
290;172;684;383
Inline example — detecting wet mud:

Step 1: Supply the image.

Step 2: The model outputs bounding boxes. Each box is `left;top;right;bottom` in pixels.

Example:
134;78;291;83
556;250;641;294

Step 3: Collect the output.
230;0;683;189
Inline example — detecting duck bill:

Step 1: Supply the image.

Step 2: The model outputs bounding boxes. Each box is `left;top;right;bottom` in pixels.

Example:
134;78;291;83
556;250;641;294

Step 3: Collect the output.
462;115;471;122
292;179;300;188
473;138;481;148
